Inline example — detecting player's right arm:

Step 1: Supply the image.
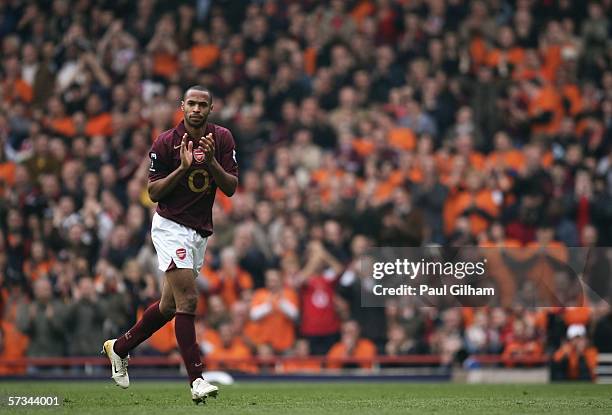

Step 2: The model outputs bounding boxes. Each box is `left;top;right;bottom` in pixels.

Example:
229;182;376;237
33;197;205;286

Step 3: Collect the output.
148;133;192;202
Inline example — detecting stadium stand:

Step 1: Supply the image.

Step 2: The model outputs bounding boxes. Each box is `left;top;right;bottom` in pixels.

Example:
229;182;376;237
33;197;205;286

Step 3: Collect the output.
0;0;611;382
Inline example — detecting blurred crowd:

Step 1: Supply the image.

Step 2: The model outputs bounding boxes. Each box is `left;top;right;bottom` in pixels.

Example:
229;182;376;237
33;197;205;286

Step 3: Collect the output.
1;0;612;380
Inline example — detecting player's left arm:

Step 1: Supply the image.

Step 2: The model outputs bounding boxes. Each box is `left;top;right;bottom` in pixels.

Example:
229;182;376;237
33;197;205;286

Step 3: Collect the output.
200;132;238;196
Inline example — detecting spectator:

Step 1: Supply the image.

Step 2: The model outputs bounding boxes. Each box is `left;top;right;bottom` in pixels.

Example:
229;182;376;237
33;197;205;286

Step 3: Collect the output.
249;268;299;353
64;276;106;356
280;339;321;374
502;318;544;367
398;99;437;137
206;321;255;373
465;310;503;354
327;320;376;370
201;295;226;331
23;134;62;181
16;278;65;357
338;235;388;351
295;241;343;355
233;224;268;289
0;318;28;375
229;300;259;351
430;309;465;366
592;302;612;354
207;247;253;309
552;324;598;381
385;323;417;356
255;343;276;374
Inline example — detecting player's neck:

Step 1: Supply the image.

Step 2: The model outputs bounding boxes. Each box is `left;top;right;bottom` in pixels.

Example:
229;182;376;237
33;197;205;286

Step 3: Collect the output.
184;122;207;139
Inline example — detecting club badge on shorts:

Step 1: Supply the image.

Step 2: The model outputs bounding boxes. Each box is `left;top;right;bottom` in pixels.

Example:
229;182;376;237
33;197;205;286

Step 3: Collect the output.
176;248;187;260
193;147;205;164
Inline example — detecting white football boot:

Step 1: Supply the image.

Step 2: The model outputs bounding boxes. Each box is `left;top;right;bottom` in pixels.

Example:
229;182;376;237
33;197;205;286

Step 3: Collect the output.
102;339;130;389
191;377;219;404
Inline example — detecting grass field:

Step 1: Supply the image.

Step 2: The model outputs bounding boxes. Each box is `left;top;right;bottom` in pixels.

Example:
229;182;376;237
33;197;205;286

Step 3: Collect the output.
0;381;611;414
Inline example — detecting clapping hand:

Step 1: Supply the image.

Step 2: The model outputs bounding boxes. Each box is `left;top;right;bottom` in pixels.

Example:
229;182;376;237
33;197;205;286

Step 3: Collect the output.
199;133;215;163
180;133;194;170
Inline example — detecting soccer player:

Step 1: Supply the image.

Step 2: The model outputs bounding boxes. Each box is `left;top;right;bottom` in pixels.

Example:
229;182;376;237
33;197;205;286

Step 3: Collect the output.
102;85;238;404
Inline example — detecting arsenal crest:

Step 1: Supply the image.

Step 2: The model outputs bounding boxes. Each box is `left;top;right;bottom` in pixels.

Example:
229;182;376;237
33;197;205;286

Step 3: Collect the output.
176;248;187;260
193;147;205;163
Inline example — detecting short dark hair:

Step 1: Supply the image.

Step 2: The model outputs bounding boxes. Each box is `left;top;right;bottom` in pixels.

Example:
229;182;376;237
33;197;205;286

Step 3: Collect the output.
184;85;213;103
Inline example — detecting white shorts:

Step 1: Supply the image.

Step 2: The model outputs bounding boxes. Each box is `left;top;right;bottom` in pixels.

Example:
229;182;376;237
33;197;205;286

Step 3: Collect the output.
151;213;208;275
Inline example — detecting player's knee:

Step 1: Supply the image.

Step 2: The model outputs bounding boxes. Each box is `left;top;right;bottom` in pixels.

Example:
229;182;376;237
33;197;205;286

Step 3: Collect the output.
176;293;198;314
159;302;175;318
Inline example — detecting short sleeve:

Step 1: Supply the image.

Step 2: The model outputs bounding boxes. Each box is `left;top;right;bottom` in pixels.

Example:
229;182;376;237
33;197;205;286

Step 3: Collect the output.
219;129;239;177
148;137;171;182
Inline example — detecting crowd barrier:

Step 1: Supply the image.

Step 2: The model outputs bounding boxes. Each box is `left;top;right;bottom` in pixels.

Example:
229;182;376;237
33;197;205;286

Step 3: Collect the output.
595;354;612;384
0;354;548;368
10;355;609;384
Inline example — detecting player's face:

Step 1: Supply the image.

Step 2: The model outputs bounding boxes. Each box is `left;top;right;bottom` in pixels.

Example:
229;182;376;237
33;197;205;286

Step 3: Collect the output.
182;90;212;128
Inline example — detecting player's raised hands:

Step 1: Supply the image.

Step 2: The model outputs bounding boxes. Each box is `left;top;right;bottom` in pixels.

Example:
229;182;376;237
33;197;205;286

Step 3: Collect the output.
199;133;214;163
179;133;194;171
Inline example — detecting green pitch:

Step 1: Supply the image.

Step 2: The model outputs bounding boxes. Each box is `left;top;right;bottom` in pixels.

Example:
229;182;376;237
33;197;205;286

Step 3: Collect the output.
1;381;611;414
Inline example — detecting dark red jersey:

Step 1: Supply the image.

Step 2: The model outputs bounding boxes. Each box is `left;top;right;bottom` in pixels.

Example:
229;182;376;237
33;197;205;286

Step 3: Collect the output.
148;121;238;236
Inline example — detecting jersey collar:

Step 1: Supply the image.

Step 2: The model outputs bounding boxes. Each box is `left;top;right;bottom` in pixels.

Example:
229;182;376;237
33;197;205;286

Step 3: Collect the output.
174;120;210;140
174;120;187;138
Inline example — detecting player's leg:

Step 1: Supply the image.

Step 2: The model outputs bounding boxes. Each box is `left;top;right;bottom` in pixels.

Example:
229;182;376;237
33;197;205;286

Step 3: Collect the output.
158;276;177;316
103;214;180;388
166;267;217;403
113;277;176;357
102;278;175;388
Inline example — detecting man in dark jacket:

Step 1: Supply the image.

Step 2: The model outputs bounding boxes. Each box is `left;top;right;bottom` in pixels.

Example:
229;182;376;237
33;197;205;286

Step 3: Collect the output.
16;278;66;357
